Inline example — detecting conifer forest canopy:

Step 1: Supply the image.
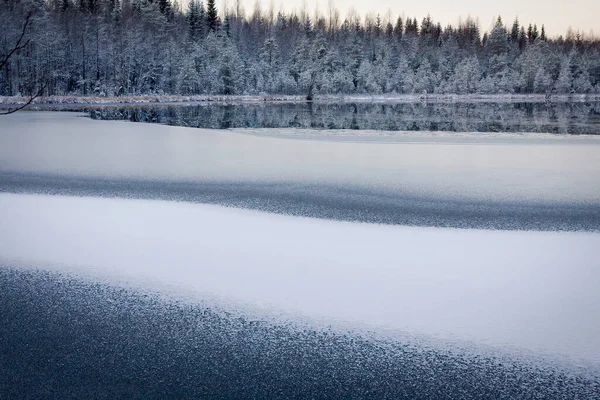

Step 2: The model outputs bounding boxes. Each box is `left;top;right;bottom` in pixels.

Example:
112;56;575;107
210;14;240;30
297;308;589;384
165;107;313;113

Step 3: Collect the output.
1;0;600;98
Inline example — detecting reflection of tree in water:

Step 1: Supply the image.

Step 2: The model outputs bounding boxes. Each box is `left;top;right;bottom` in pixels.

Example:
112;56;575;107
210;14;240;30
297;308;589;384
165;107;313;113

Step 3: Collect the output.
349;104;359;130
219;106;234;129
88;102;600;134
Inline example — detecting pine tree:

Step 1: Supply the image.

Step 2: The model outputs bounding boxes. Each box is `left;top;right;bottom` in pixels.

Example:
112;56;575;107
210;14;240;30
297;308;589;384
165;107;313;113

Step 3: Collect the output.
304;15;312;37
261;37;278;66
206;0;218;32
413;59;434;93
405;18;418;35
518;26;527;49
540;25;546;41
187;0;205;41
486;17;508;55
533;67;552;93
374;14;382;36
223;14;231;37
510;18;519;42
1;0;600;98
394;16;403;39
385;21;393;37
421;14;432;36
555;56;573;93
158;0;172;16
451;57;480;94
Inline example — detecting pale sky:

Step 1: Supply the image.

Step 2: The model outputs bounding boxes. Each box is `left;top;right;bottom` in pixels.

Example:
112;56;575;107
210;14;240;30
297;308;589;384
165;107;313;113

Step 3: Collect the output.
228;0;597;38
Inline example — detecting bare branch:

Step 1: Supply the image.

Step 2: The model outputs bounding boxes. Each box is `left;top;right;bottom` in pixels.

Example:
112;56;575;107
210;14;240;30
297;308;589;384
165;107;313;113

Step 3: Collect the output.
0;11;33;71
0;85;45;115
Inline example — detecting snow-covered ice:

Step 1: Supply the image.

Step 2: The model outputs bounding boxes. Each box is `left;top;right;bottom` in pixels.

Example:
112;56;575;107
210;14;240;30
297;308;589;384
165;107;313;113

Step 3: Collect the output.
1;111;599;373
1;111;600;206
1;192;599;366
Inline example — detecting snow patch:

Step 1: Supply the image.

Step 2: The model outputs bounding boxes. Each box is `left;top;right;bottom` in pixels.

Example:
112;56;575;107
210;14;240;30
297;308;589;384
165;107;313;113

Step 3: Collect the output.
1;193;599;365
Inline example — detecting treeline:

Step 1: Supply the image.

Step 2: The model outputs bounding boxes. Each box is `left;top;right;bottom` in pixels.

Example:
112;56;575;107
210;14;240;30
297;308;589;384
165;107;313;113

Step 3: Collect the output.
1;0;600;98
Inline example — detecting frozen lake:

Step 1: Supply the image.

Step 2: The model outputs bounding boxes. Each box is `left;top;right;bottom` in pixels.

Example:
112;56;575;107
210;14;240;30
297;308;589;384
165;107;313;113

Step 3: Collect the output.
1;111;599;231
1;111;600;398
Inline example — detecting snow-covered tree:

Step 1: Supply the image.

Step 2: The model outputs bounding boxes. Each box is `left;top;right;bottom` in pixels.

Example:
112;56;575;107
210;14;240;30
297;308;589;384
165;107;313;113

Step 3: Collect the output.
449;57;480;94
1;2;599;97
555;56;573;93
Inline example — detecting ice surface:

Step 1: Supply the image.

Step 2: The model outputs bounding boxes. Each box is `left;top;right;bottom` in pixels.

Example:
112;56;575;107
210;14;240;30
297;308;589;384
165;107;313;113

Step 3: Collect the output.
1;192;599;365
1;111;599;366
1;112;600;206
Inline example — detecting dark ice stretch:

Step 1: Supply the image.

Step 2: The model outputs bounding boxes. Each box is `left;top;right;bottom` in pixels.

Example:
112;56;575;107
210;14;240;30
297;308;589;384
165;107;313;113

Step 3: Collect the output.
1;268;598;400
2;172;599;232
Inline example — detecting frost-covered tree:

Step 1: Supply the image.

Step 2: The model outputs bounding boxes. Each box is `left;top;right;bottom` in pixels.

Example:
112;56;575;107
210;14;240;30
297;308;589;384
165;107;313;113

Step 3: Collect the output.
555;56;573;93
486;17;508;55
1;2;599;98
449;57;480;94
187;0;205;42
413;59;436;93
533;67;552;93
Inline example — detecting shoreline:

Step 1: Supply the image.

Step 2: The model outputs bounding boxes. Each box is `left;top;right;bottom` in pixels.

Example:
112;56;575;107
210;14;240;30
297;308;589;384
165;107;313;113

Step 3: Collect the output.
2;93;600;108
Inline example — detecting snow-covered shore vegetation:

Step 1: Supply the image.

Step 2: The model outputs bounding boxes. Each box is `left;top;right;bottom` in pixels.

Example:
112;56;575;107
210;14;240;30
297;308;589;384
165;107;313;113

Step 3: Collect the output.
1;0;600;100
1;93;600;107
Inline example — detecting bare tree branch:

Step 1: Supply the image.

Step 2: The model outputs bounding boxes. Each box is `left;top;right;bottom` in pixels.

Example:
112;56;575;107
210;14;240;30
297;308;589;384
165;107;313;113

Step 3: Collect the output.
0;85;44;115
0;11;44;115
0;11;33;71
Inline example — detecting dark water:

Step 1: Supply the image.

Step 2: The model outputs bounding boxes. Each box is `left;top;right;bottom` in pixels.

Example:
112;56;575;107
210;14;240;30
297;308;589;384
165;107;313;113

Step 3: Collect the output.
1;267;598;400
87;101;600;134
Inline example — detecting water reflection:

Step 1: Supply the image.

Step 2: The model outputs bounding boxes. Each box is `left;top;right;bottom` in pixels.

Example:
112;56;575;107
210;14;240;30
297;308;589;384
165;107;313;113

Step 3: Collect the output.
88;102;600;134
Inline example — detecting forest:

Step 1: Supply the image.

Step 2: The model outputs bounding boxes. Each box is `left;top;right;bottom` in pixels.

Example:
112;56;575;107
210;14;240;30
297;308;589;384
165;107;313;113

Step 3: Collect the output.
1;0;600;98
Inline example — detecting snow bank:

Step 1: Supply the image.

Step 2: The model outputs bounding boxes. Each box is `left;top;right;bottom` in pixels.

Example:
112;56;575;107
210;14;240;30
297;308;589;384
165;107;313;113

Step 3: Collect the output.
1;193;599;365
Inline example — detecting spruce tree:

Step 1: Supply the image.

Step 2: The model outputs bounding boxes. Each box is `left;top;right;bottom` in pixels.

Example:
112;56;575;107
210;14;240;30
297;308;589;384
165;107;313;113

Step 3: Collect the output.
223;14;231;37
540;25;546;41
206;0;218;32
555;56;573;93
421;14;432;36
394;17;403;39
510;18;519;42
519;26;527;49
158;0;172;16
187;0;203;41
304;16;312;37
374;14;382;36
487;18;508;55
385;21;393;37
